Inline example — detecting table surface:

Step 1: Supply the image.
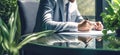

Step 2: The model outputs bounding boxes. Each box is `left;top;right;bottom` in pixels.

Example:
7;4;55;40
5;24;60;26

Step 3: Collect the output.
30;30;120;51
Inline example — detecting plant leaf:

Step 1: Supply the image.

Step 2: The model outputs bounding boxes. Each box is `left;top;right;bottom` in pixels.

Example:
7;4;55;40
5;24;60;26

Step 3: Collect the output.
102;29;108;35
0;19;9;40
113;0;120;7
14;7;21;43
2;38;9;51
8;7;18;44
106;0;115;15
16;30;55;49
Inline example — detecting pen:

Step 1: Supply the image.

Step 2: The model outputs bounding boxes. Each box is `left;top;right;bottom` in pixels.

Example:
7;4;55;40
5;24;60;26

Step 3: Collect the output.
84;16;97;30
85;16;89;20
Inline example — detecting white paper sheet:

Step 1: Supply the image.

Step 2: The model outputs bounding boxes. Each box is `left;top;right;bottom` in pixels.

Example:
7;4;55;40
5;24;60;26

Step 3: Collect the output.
58;30;114;37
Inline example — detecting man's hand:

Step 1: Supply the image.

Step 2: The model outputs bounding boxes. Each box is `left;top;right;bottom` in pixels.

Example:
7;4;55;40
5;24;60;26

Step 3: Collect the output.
78;36;92;44
78;20;103;32
94;21;103;31
78;20;94;32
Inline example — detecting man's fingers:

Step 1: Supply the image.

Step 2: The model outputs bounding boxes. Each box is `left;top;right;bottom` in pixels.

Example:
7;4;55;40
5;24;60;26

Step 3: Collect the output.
95;22;103;31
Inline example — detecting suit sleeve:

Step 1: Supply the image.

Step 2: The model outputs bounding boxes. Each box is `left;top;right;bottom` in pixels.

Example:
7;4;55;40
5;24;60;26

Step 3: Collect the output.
75;9;84;22
74;0;84;22
37;0;79;32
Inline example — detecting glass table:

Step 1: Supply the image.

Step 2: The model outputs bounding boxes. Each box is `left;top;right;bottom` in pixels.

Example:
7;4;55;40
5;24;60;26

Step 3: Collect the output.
21;30;120;55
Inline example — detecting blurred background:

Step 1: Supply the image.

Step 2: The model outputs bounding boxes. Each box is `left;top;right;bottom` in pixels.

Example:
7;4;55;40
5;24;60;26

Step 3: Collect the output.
77;0;95;21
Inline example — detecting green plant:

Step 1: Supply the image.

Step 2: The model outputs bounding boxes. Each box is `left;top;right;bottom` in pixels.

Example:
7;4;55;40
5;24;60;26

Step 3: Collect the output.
0;0;55;55
0;0;18;54
0;0;17;23
103;35;120;49
101;0;120;35
0;8;54;54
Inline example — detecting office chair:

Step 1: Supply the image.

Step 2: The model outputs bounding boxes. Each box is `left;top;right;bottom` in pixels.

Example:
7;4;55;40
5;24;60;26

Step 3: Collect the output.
18;0;40;35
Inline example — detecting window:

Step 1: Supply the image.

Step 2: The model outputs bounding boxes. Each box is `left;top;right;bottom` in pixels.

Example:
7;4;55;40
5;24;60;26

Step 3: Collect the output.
77;0;95;21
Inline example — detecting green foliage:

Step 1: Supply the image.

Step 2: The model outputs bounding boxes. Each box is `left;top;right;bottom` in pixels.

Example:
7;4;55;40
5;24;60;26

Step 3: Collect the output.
103;35;120;49
0;0;55;55
101;0;120;35
0;0;17;23
0;8;55;54
0;6;20;55
100;0;120;50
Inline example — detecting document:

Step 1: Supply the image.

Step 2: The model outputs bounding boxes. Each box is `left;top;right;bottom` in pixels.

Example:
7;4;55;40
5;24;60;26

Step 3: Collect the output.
58;30;114;37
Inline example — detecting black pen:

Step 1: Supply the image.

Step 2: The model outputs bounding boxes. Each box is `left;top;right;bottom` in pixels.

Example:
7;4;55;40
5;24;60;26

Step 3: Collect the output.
85;16;89;20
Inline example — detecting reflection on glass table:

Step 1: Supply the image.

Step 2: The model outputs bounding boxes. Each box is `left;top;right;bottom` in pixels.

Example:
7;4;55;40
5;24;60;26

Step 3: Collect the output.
103;34;120;50
22;30;120;55
31;34;96;49
30;30;114;49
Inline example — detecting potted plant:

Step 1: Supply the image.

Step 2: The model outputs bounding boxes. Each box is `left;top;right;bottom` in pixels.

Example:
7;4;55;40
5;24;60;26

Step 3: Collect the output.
0;0;55;55
101;0;120;36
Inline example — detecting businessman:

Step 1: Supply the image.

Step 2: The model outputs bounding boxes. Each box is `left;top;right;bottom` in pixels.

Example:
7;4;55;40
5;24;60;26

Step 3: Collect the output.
34;0;103;32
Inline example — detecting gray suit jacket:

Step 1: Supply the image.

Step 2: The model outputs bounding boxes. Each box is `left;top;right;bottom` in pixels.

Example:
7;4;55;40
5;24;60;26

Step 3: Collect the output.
34;0;83;32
